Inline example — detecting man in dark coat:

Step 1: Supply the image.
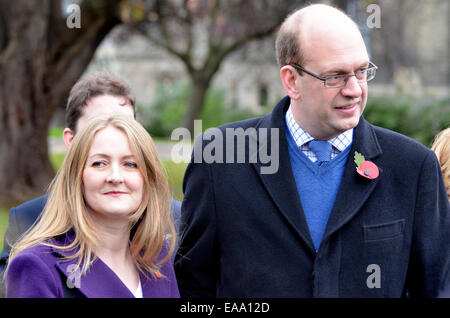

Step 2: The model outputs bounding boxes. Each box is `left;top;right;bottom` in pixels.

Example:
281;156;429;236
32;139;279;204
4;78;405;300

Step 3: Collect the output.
174;4;449;297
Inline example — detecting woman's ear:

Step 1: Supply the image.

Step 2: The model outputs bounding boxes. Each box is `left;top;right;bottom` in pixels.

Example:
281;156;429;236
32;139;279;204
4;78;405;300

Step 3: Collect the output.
62;128;75;149
280;65;302;100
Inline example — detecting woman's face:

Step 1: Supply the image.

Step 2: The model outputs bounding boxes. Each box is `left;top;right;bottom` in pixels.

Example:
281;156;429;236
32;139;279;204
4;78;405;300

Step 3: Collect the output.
82;126;144;221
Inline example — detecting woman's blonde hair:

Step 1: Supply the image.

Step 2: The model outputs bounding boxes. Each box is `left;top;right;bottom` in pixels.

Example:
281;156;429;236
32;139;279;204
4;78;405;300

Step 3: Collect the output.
431;127;450;190
7;115;176;278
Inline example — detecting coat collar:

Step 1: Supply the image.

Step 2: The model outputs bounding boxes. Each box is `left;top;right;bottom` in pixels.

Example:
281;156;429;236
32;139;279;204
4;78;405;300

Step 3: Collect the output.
252;96;383;254
50;231;157;298
252;96;317;254
322;115;382;243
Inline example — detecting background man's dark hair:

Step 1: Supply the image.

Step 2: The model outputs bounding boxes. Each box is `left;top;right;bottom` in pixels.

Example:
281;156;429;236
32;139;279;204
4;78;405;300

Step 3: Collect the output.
65;73;136;132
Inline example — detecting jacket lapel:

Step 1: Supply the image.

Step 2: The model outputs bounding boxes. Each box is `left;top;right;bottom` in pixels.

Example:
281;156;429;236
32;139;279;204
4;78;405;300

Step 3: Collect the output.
252;97;316;254
322;117;383;242
251;98;383;254
55;256;136;298
52;233;136;298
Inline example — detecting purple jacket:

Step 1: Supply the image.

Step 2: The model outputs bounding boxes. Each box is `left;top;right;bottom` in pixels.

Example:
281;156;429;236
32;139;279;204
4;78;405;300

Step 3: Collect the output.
5;232;180;298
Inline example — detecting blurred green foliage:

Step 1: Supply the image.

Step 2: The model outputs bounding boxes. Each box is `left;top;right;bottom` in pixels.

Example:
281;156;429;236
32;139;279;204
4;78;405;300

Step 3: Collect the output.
137;81;256;138
139;82;449;147
364;96;450;147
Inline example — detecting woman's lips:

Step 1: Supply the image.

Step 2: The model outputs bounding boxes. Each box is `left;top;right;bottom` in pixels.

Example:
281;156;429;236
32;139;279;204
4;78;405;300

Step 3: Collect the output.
104;191;127;197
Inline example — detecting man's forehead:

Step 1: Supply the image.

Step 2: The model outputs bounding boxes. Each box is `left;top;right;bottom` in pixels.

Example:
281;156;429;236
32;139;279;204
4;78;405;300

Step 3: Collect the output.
85;94;130;108
300;22;367;69
83;95;133;118
297;5;364;50
296;4;357;28
75;95;134;131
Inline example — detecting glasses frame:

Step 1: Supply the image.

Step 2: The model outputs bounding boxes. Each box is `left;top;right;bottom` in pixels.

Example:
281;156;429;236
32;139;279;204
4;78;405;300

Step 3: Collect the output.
289;62;378;88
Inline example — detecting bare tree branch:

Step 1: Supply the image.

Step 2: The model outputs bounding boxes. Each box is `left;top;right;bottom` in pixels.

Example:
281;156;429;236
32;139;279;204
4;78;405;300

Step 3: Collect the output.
122;0;306;132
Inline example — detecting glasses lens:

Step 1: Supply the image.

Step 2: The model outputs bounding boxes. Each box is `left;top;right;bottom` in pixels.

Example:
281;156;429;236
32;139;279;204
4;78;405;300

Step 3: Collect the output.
366;67;376;82
325;75;346;87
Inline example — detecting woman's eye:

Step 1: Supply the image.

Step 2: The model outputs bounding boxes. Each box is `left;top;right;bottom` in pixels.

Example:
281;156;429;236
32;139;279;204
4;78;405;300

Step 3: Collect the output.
92;161;106;167
124;162;138;168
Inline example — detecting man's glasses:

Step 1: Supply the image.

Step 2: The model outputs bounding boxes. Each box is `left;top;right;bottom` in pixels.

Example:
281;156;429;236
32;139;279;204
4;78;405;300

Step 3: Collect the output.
289;62;378;88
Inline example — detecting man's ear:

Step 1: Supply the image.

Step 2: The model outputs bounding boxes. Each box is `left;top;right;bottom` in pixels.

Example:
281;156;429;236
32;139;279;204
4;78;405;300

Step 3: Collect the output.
280;66;302;100
62;128;75;149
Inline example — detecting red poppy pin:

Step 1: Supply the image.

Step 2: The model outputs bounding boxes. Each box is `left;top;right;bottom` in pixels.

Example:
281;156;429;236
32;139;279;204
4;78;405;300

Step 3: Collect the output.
354;151;379;180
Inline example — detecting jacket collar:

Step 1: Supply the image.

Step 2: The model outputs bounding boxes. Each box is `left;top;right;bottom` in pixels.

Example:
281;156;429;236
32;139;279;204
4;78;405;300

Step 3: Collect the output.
252;96;382;254
51;231;155;298
322;115;382;243
252;96;317;254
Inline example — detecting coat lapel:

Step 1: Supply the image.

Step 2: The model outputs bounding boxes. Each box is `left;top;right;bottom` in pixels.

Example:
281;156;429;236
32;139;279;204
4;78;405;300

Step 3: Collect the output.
52;233;136;298
250;97;384;254
322;117;383;243
55;255;136;298
252;97;316;254
251;99;383;253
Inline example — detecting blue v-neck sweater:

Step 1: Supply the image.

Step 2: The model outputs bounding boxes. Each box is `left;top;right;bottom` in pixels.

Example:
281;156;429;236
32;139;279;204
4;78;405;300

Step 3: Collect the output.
285;127;352;251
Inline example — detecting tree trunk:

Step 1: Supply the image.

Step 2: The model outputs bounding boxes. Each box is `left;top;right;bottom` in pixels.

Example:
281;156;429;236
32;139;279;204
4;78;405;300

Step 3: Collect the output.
0;1;54;204
181;73;212;136
0;0;122;205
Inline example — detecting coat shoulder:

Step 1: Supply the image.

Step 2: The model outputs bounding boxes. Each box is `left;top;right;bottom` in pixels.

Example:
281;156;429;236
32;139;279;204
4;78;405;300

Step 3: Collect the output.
217;114;268;131
371;124;434;161
10;243;58;268
6;244;63;297
11;194;48;220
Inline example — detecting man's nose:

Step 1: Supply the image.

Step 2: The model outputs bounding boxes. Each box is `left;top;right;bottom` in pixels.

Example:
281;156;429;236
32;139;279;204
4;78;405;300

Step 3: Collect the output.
341;75;362;98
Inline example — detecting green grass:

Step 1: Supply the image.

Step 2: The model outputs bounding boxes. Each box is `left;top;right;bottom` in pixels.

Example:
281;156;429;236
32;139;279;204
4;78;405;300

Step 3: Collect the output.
162;159;188;202
48;126;64;138
0;206;9;252
50;153;66;171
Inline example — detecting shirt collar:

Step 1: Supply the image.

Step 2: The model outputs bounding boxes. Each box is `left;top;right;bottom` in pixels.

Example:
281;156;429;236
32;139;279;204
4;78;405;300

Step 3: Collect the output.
285;105;353;152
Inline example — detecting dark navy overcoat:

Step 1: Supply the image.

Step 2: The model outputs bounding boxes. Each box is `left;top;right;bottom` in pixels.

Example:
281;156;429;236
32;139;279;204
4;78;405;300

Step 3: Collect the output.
175;96;450;298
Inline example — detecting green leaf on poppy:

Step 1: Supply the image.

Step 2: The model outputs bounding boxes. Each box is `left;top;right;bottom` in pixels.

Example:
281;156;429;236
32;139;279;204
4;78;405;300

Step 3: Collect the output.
354;151;365;168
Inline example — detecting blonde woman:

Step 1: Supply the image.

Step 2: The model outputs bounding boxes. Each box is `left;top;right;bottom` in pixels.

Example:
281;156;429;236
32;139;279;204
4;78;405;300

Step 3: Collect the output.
431;127;450;201
5;115;178;298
